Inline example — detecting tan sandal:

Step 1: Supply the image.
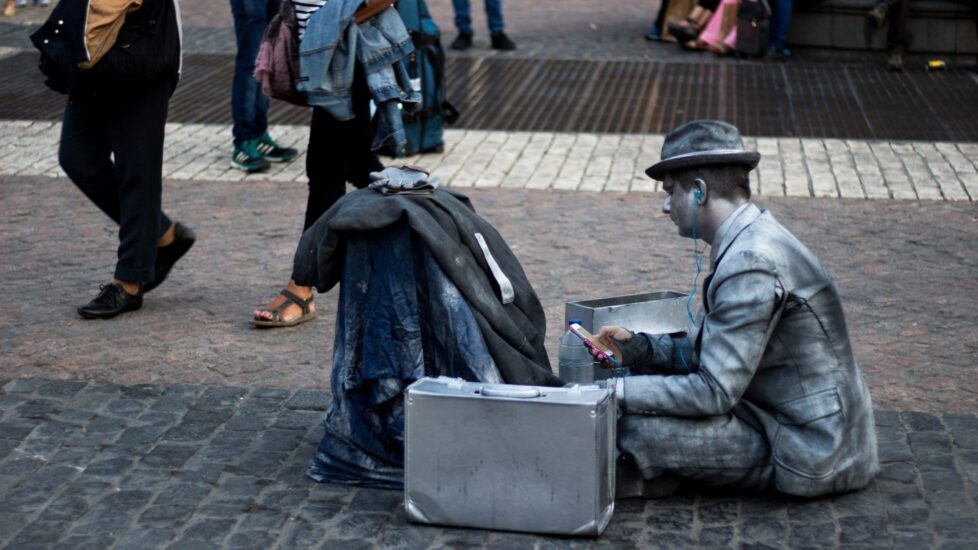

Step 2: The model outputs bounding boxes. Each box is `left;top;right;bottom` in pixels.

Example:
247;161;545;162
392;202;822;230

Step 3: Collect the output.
250;288;317;328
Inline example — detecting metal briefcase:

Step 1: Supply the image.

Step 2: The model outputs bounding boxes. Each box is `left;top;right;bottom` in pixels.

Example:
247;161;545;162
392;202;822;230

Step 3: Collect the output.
404;376;616;536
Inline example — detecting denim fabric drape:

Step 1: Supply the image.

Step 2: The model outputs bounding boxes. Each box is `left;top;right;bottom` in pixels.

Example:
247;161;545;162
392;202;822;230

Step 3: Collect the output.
305;223;503;488
618;203;878;497
297;0;420;153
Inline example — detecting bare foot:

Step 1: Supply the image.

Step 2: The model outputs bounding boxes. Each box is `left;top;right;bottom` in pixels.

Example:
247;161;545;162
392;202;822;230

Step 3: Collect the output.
252;279;315;323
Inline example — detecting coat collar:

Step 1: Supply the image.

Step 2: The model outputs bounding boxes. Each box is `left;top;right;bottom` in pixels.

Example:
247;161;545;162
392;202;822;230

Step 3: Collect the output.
709;202;761;269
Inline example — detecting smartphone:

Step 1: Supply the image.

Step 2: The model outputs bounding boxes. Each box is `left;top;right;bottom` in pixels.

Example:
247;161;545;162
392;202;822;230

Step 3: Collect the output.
568;323;620;366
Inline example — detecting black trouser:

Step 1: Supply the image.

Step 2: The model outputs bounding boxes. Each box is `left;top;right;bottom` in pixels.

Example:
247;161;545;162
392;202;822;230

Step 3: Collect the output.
59;77;176;284
303;65;383;231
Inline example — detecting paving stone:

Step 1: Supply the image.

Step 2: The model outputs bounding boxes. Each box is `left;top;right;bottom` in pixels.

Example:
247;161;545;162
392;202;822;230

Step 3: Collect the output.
281;521;327;547
139;503;197;526
181;517;237;542
155;483;213;506
196;498;252;518
886;506;929;530
934;517;978;540
0;421;39;440
59;535;117;550
332;511;390;538
141;444;198;468
892;532;935;549
6;521;64;546
645;507;694;531
162;420;223;442
297;503;344;523
14;398;63;420
174;463;226;485
105;397;146;418
318;538;374;550
237;507;288;531
36;380;87;399
226;530;278;549
698;499;739;524
114;528;176;550
789;521;837;547
116;424;169;446
120;384;165;400
234;451;292;477
902;411;944;431
837;515;891;545
37;493;92;521
285;389;331;411
196;387;249;411
5;379;46;394
251;387;292;399
349;488;402;513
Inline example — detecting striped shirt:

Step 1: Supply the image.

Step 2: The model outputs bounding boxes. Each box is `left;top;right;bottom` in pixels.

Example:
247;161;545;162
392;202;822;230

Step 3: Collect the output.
293;0;328;39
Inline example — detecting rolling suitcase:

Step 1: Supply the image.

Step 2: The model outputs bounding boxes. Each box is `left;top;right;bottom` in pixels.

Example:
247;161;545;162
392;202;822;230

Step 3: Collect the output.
391;0;459;156
404;376;616;536
735;0;771;58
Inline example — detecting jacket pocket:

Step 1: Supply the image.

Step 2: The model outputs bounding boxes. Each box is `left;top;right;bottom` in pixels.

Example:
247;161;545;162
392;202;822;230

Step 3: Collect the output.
772;388;845;480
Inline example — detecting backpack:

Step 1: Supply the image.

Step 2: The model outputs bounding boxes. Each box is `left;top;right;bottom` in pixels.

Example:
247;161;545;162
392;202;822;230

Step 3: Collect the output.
86;0;180;84
254;0;307;107
31;0;180;94
735;0;771;58
387;0;458;156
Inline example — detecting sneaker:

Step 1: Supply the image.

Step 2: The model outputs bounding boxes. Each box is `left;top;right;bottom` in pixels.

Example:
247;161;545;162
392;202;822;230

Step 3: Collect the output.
231;139;270;172
77;283;143;319
866;4;888;29
490;32;516;51
644;26;662;42
450;32;473;51
256;133;297;163
887;52;904;72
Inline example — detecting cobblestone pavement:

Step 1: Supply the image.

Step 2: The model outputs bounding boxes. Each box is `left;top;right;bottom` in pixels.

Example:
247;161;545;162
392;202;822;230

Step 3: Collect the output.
2;0;978;548
1;378;977;549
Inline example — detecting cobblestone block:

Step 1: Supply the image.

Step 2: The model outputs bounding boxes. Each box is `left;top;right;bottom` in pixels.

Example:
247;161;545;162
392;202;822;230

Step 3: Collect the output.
114;528;175;550
139;503;197;526
163;420;223;442
83;455;134;477
36;380;87;399
349;488;402;513
226;530;278;549
285;389;330;411
141;444;198;468
181;517;237;543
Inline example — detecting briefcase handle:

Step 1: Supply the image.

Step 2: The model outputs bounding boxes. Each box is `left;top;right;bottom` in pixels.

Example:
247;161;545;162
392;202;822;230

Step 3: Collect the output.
480;386;542;399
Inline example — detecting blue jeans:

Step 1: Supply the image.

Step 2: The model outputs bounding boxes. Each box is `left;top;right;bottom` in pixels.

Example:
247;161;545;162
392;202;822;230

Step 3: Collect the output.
230;0;281;146
452;0;505;35
769;0;793;51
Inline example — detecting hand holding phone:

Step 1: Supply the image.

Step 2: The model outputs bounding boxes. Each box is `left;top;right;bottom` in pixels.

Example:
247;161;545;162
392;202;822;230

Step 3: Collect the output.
568;323;621;368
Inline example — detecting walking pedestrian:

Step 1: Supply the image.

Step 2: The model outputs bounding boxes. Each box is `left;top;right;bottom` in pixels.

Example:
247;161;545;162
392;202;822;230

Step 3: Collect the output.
250;0;395;327
448;0;516;51
229;0;298;172
38;0;196;319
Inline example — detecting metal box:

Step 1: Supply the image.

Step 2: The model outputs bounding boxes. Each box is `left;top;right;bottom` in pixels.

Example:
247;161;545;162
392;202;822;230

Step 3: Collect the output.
565;291;689;335
404;376;616;536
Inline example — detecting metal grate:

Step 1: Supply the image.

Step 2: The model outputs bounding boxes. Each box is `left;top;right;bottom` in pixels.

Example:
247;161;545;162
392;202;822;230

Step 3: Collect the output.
2;52;977;140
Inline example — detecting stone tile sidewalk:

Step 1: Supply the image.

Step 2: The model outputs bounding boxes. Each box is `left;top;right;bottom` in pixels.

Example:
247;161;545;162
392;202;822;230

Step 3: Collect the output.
1;121;975;200
2;378;977;549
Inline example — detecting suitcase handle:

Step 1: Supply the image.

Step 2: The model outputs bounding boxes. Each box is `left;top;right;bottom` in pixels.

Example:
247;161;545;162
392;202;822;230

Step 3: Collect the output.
480;386;541;399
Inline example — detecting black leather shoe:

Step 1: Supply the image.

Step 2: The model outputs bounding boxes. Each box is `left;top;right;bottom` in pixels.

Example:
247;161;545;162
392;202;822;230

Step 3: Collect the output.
77;283;143;319
450;32;473;50
490;32;516;51
143;222;196;293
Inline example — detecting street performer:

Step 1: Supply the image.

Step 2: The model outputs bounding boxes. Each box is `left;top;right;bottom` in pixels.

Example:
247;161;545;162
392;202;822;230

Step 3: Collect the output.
594;120;879;498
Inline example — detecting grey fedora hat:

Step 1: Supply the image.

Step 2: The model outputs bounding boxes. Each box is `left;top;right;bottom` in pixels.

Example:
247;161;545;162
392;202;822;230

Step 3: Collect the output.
645;120;760;180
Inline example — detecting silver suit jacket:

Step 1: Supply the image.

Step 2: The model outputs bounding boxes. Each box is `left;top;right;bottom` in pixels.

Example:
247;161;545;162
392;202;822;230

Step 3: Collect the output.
622;203;879;496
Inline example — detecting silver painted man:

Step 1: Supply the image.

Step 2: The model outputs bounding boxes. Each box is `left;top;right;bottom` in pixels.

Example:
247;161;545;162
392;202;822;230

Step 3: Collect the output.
596;120;879;498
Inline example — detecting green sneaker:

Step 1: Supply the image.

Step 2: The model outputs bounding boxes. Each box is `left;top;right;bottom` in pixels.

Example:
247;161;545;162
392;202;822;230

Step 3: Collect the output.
231;139;271;172
257;133;298;163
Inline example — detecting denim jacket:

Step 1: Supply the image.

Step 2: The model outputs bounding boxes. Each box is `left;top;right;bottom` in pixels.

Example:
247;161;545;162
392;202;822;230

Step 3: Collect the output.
621;204;878;497
297;0;420;153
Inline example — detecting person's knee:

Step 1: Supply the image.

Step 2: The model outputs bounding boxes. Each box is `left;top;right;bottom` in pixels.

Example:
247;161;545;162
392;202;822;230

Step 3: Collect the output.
58;143;99;183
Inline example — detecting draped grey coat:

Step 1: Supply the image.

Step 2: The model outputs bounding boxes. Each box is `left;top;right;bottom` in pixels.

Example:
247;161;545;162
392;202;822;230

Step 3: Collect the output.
618;203;878;497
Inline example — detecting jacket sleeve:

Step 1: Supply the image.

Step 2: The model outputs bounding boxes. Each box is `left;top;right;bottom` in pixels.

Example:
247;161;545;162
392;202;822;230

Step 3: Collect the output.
620;251;782;417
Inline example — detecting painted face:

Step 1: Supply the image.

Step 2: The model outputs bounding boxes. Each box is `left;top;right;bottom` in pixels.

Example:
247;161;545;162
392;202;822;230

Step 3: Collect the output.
662;174;697;239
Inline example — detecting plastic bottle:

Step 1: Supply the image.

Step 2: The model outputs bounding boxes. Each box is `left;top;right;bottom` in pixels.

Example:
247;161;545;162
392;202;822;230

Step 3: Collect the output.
558;319;598;384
